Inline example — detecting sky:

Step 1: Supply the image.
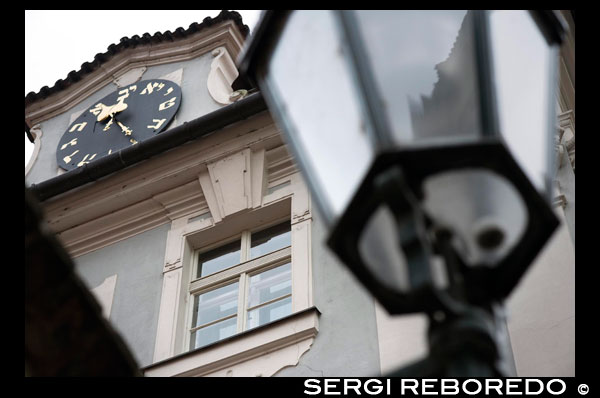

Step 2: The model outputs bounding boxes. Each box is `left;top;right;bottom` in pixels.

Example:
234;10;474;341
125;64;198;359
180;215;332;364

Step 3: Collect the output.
25;9;261;166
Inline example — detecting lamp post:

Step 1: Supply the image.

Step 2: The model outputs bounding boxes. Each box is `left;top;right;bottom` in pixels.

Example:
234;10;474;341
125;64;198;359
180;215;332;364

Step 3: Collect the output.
238;10;566;376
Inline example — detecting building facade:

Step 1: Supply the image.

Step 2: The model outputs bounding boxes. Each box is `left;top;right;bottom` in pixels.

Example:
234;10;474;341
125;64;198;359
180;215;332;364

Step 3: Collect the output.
25;10;575;377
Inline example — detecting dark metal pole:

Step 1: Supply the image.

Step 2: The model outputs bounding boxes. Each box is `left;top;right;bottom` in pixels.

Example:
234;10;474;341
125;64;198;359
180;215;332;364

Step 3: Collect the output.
386;228;508;377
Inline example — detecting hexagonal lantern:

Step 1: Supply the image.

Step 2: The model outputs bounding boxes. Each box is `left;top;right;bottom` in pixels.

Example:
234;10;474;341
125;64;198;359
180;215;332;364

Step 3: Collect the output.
238;10;565;316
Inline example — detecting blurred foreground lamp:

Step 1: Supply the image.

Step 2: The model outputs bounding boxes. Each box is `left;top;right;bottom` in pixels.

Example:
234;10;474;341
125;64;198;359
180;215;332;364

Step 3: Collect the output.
239;10;565;324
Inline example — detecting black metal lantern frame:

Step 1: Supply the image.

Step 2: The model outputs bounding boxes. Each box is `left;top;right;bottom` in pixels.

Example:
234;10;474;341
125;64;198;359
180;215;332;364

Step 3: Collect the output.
239;10;566;316
329;141;559;314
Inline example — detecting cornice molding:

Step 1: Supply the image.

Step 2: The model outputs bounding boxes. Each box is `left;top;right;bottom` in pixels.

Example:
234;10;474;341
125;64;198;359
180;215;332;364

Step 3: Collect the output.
25;21;245;128
43;113;288;258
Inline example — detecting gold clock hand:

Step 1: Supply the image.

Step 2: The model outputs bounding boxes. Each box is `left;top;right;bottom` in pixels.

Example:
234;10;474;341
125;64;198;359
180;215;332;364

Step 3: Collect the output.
112;115;132;136
103;117;114;131
113;117;136;144
112;101;128;114
117;121;133;136
97;104;111;122
97;100;129;122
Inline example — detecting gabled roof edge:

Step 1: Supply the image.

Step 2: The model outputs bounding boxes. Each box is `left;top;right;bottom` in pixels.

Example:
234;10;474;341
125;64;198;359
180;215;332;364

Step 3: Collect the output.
25;10;249;109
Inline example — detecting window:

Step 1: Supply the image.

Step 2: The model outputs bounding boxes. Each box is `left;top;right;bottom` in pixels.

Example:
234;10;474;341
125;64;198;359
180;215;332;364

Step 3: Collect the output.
149;143;316;375
187;220;292;350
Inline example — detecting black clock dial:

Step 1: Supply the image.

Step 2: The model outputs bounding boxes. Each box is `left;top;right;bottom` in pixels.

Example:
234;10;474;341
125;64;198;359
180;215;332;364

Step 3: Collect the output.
56;79;182;171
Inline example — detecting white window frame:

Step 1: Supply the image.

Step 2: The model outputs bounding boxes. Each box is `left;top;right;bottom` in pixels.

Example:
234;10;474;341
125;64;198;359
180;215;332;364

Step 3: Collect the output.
184;218;293;351
149;145;317;376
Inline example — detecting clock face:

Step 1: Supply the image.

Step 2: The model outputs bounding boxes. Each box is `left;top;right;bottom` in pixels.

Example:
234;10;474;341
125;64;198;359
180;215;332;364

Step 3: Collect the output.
56;79;182;171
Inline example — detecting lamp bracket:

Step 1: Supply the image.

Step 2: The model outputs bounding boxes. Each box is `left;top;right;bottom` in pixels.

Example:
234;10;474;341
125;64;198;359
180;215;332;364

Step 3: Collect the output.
373;165;435;291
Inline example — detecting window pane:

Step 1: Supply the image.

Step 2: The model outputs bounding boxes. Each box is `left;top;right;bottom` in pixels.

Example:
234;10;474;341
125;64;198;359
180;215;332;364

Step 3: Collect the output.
247;262;292;308
197;239;241;278
191;282;239;328
190;316;237;350
250;221;291;259
247;296;292;330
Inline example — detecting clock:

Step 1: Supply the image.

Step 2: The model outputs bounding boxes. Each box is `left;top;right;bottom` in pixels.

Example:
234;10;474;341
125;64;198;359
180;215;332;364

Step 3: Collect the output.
56;79;182;171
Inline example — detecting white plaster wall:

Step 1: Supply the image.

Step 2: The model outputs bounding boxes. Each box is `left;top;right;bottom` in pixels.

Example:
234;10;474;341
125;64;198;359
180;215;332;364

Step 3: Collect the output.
74;223;170;368
275;215;383;377
505;209;575;376
374;306;428;375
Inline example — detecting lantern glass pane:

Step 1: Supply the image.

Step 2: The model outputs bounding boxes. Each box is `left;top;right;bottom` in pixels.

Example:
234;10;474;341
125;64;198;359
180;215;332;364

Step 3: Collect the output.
265;10;375;225
489;10;554;194
355;10;482;146
359;205;410;293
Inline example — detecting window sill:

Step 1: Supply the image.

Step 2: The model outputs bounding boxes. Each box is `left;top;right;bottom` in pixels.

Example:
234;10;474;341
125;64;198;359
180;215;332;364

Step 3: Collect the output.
143;306;320;377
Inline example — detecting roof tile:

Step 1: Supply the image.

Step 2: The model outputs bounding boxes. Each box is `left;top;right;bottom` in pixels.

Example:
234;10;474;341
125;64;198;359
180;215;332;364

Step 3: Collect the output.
25;10;249;106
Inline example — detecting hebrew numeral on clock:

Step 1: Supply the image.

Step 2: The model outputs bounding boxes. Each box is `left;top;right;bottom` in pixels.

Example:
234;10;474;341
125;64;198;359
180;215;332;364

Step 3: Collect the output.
63;150;79;164
147;118;167;130
159;97;176;111
69;122;88;132
77;153;97;167
60;138;78;150
117;88;130;103
141;82;159;95
89;104;103;116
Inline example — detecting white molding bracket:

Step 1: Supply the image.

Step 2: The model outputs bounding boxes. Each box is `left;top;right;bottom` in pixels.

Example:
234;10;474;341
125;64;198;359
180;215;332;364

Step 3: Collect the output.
199;148;267;222
558;110;575;171
207;148;252;217
25;124;43;177
555;108;575;244
207;46;239;105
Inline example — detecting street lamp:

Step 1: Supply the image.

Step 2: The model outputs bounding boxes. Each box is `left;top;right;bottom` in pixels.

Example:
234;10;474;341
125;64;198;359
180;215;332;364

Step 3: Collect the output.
238;10;566;376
